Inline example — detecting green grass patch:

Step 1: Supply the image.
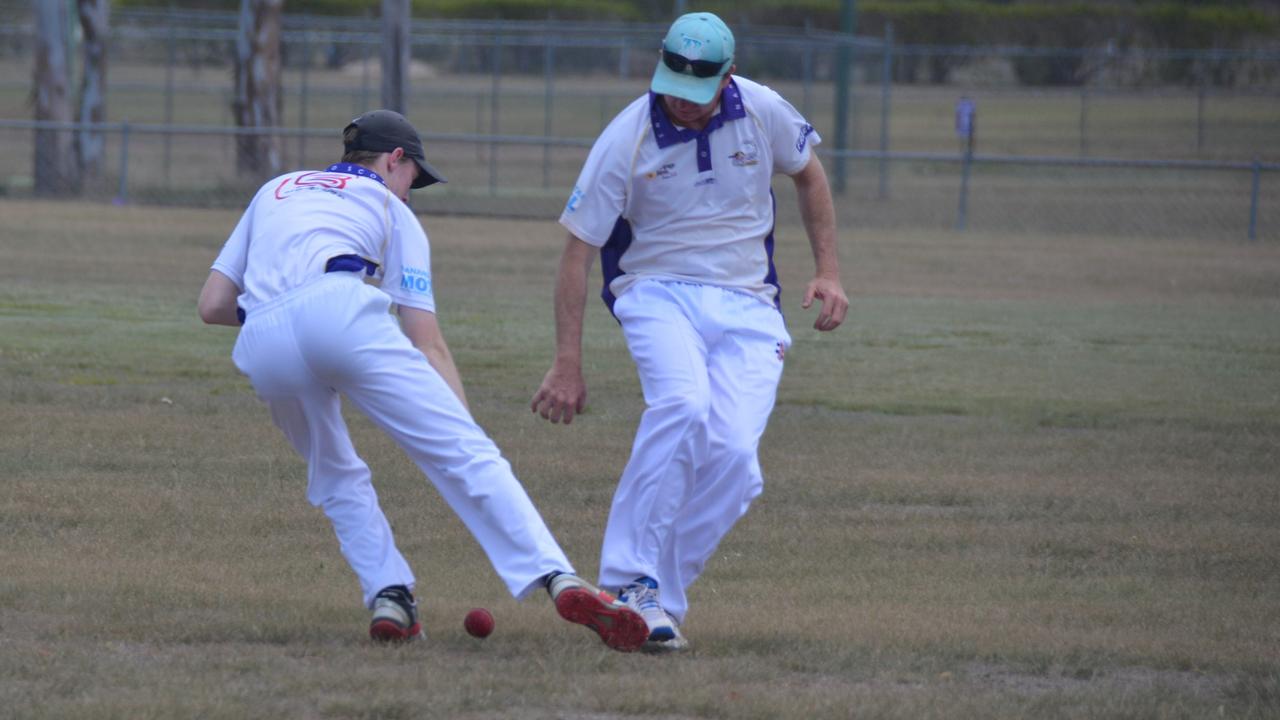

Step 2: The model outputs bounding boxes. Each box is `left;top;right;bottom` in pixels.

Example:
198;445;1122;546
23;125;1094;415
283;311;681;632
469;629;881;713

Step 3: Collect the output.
1;199;1278;718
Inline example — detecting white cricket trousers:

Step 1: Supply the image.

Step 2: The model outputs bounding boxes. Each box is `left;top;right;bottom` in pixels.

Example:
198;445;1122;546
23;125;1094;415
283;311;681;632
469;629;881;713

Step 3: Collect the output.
231;273;572;607
600;280;790;623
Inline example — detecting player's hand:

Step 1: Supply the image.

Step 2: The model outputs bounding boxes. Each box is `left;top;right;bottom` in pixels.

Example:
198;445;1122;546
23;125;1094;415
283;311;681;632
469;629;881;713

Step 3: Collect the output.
802;276;849;332
531;362;588;425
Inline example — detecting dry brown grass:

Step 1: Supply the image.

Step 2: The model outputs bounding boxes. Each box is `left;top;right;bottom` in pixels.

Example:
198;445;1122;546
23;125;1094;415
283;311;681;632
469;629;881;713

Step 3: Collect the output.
2;199;1279;719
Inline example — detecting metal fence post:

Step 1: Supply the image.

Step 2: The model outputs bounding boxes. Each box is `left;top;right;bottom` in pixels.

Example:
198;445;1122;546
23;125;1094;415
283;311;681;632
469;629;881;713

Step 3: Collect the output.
360;38;371;114
1249;157;1261;242
1079;87;1089;157
298;13;310;167
114;122;130;205
878;22;892;200
489;33;502;197
801;21;813;119
1196;86;1206;154
956;148;973;231
833;0;858;195
475;91;484;163
543;37;554;187
163;12;175;184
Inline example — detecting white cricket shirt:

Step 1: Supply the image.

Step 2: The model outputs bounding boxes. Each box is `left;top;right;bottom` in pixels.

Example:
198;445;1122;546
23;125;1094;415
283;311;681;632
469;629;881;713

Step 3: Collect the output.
212;164;436;316
559;76;820;308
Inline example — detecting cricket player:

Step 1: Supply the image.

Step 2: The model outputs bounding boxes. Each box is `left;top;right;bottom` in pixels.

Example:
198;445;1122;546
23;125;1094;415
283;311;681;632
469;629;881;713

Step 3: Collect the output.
198;109;648;651
531;13;848;652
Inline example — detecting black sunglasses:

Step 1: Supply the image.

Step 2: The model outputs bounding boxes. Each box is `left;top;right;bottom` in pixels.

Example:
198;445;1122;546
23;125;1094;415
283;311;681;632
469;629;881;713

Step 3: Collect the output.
661;49;728;79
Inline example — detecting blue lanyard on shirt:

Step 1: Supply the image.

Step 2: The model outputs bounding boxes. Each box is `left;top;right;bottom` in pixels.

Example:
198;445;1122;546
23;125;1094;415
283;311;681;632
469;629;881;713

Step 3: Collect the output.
326;163;386;185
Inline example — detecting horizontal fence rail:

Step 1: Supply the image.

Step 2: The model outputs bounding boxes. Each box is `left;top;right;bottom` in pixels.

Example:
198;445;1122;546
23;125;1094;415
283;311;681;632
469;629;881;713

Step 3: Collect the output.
2;119;1274;241
3;11;1277;243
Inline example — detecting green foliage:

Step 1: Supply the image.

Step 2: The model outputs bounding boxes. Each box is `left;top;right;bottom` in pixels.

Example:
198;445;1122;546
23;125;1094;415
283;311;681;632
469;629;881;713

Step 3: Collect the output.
416;0;640;20
116;0;638;19
699;0;1276;47
113;0;1279;43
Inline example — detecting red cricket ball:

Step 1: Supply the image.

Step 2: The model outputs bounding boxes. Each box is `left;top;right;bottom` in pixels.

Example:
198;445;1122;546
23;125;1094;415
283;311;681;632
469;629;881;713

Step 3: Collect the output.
464;608;495;638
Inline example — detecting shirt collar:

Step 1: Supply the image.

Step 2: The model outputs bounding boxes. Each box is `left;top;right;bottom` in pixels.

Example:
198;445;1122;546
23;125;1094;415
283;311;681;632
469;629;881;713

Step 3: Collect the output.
649;78;746;149
326;162;386;186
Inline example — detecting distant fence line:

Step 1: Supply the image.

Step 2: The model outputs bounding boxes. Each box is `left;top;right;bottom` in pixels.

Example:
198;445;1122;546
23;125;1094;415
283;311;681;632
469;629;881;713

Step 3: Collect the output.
5;11;1277;241
5;10;1279;63
3;14;1276;176
5;10;1280;85
2;118;1274;242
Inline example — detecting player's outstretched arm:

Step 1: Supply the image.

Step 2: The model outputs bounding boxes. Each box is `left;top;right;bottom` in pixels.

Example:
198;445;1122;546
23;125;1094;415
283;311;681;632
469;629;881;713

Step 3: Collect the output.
531;234;596;425
197;270;243;327
399;305;469;411
790;154;849;332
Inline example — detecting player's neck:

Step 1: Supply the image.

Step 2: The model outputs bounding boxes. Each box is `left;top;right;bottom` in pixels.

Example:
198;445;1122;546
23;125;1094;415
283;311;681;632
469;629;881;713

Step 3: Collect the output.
661;95;721;132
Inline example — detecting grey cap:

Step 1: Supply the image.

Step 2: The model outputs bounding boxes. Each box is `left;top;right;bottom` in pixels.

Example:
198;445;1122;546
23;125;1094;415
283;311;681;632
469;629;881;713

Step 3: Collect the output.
344;109;447;189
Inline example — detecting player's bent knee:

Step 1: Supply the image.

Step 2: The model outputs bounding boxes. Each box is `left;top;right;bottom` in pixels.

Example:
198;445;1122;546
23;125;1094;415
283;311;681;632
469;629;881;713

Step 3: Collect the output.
649;391;711;425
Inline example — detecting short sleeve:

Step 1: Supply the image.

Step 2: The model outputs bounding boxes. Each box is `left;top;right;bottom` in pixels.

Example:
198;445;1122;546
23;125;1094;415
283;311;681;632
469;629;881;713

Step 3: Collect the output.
380;203;436;313
559;123;632;247
759;85;821;176
210;202;253;289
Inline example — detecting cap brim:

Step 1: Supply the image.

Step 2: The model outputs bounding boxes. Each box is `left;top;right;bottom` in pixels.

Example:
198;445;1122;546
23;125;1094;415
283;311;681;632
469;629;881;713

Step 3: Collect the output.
650;62;722;105
409;155;447;189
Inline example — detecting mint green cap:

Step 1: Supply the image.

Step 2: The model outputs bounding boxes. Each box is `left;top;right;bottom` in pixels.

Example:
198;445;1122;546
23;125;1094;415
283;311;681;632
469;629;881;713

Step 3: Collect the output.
650;12;735;105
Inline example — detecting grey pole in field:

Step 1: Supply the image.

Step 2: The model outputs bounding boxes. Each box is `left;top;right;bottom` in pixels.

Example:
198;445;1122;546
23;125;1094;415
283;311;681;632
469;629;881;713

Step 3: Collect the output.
801;19;813;119
489;32;502;197
1196;86;1206;154
381;0;409;113
298;13;311;166
878;22;892;200
833;0;857;194
1079;87;1089;157
115;121;130;204
164;8;175;184
1249;157;1261;242
543;33;555;188
956;142;974;231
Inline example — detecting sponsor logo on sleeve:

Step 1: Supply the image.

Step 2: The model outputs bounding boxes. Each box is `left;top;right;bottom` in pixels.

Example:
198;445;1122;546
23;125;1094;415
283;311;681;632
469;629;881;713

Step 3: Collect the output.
400;266;433;296
795;124;816;154
565;186;585;214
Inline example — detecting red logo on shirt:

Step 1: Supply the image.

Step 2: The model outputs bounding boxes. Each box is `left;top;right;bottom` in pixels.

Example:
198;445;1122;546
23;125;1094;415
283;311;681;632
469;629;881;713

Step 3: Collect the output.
274;172;350;199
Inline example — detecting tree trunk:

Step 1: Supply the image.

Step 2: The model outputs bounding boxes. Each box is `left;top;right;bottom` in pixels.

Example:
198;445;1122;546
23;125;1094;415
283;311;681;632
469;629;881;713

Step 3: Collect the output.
232;0;284;179
33;0;79;196
381;0;409;113
77;0;110;181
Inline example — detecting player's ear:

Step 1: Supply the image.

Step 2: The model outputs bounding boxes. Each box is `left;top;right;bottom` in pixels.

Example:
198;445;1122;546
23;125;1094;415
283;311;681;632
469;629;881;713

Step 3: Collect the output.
719;68;735;91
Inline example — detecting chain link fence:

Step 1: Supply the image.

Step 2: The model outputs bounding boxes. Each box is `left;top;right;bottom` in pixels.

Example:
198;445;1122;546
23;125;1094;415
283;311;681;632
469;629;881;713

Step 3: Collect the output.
2;7;1278;240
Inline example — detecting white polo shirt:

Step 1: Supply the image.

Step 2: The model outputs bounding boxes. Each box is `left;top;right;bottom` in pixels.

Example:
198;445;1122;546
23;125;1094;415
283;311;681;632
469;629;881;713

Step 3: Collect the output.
559;76;820;308
212;164;436;317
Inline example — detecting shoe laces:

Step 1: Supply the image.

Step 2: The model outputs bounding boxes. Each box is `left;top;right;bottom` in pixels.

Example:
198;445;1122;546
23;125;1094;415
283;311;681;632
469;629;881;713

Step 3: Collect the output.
622;581;662;613
374;585;416;614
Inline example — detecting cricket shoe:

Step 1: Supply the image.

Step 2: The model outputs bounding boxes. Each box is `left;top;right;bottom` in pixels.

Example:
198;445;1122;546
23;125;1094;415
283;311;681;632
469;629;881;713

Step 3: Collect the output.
546;572;648;652
645;612;690;653
369;585;424;643
619;577;688;653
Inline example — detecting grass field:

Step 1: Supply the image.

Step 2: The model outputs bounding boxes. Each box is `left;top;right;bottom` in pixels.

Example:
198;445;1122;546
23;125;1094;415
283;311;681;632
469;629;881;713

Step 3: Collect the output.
2;199;1279;718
